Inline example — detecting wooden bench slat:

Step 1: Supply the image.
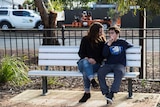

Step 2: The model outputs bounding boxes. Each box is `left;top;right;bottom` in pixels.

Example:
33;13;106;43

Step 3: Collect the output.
39;60;78;66
38;60;141;67
126;61;141;67
126;46;141;53
126;54;141;60
28;70;140;78
39;54;141;61
39;46;141;54
39;53;79;59
39;46;79;53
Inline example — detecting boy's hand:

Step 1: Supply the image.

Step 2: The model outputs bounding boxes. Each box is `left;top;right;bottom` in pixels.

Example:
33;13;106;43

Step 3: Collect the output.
107;38;114;46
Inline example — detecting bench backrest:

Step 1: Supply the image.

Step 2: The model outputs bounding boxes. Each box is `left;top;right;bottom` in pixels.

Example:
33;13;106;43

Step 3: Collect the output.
38;46;141;67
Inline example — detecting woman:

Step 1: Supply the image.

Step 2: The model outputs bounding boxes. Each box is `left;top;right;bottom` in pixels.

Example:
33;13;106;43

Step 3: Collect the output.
77;22;106;103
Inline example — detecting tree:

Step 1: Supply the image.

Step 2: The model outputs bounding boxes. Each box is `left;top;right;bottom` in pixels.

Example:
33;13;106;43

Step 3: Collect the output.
105;0;160;25
34;0;97;45
34;0;61;45
32;0;95;45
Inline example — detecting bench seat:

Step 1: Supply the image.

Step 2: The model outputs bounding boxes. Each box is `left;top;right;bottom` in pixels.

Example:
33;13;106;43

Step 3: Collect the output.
28;45;141;98
28;70;140;78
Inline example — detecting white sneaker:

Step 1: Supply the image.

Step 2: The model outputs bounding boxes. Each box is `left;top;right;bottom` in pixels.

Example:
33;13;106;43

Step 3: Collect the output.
104;93;114;104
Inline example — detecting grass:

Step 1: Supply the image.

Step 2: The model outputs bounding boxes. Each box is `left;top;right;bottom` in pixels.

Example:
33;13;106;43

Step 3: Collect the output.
0;55;30;86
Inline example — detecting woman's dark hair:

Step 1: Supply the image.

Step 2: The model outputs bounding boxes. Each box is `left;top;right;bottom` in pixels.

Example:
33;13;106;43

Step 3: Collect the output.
87;22;104;46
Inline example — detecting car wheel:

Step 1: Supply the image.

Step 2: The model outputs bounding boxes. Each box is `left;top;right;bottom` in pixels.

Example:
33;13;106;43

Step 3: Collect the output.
0;22;12;30
36;22;44;30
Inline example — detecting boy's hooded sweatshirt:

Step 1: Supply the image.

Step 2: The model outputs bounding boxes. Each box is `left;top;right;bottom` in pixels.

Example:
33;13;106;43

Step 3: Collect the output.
103;39;133;66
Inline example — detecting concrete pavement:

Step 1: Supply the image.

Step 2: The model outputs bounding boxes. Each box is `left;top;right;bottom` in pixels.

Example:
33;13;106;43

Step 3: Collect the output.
8;89;160;107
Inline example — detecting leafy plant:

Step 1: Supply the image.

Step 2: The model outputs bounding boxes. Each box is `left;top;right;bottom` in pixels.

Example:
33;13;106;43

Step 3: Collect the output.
141;79;147;88
0;56;30;86
48;77;63;86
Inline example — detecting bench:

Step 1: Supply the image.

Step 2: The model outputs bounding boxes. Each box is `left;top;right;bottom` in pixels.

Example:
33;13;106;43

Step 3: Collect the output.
28;45;141;98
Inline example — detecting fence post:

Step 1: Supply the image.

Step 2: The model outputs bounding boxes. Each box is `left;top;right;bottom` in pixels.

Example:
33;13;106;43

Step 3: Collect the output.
61;25;65;46
61;25;66;71
139;9;146;79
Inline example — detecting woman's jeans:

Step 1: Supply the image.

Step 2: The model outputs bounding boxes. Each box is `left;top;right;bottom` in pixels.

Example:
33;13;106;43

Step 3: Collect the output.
77;59;100;92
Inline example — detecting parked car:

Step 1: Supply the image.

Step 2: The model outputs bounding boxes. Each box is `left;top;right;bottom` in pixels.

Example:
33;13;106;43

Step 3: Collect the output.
0;9;44;30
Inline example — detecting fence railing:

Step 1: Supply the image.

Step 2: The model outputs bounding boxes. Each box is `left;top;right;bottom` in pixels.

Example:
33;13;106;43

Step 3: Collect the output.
0;27;159;81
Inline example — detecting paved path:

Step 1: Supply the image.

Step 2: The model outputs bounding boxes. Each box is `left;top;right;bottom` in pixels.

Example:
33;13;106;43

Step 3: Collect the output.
8;90;160;107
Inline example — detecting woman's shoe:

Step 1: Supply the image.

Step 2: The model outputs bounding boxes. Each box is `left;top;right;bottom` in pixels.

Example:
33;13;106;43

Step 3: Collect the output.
79;93;91;103
91;79;99;88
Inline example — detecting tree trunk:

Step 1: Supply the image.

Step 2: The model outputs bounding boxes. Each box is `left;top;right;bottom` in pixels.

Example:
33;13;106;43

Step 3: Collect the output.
34;0;60;45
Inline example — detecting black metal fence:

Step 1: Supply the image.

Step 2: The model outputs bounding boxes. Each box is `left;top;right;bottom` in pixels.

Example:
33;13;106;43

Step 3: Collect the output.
0;28;160;81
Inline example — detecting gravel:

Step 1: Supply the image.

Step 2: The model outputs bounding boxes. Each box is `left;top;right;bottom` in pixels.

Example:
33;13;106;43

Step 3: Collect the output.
0;77;160;106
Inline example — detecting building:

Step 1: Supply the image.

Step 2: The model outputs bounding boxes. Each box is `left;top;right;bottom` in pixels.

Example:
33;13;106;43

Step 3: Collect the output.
0;0;25;9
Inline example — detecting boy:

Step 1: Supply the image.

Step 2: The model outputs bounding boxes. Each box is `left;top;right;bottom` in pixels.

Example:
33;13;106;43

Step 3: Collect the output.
97;26;133;104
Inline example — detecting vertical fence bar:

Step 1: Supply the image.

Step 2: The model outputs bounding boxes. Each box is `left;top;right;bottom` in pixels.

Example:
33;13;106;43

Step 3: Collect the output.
32;31;36;67
27;30;31;65
139;28;146;79
145;30;148;79
21;31;24;56
3;31;7;57
61;26;65;46
159;30;160;79
159;30;160;78
14;30;18;57
68;30;71;45
151;30;154;79
9;30;12;56
61;26;66;71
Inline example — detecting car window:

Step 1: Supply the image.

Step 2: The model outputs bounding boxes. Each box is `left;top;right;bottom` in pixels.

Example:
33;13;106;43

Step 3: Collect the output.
13;11;23;16
23;11;31;16
0;10;8;15
12;11;32;17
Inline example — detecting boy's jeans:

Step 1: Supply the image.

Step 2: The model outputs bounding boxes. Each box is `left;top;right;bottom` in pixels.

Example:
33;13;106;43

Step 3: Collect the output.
77;59;100;92
98;64;125;95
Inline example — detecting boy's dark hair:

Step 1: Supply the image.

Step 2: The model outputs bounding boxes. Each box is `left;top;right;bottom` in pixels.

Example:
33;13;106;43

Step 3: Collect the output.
108;26;120;34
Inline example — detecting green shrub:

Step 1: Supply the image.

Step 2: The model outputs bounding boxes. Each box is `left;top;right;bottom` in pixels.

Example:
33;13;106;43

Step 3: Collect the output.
48;77;63;86
0;56;30;86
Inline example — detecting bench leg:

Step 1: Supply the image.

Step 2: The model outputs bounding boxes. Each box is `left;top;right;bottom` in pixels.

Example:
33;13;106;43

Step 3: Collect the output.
128;78;133;99
42;76;48;95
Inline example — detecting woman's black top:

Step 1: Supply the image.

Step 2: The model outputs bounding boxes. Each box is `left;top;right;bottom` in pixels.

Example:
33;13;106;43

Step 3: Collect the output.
78;36;105;64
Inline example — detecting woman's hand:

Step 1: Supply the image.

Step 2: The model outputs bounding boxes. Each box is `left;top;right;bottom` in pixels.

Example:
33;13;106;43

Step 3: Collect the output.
88;58;96;64
84;57;96;64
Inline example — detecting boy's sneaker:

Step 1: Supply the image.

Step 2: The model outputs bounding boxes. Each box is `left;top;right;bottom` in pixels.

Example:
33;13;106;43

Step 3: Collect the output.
79;93;91;103
91;79;99;88
105;92;114;104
